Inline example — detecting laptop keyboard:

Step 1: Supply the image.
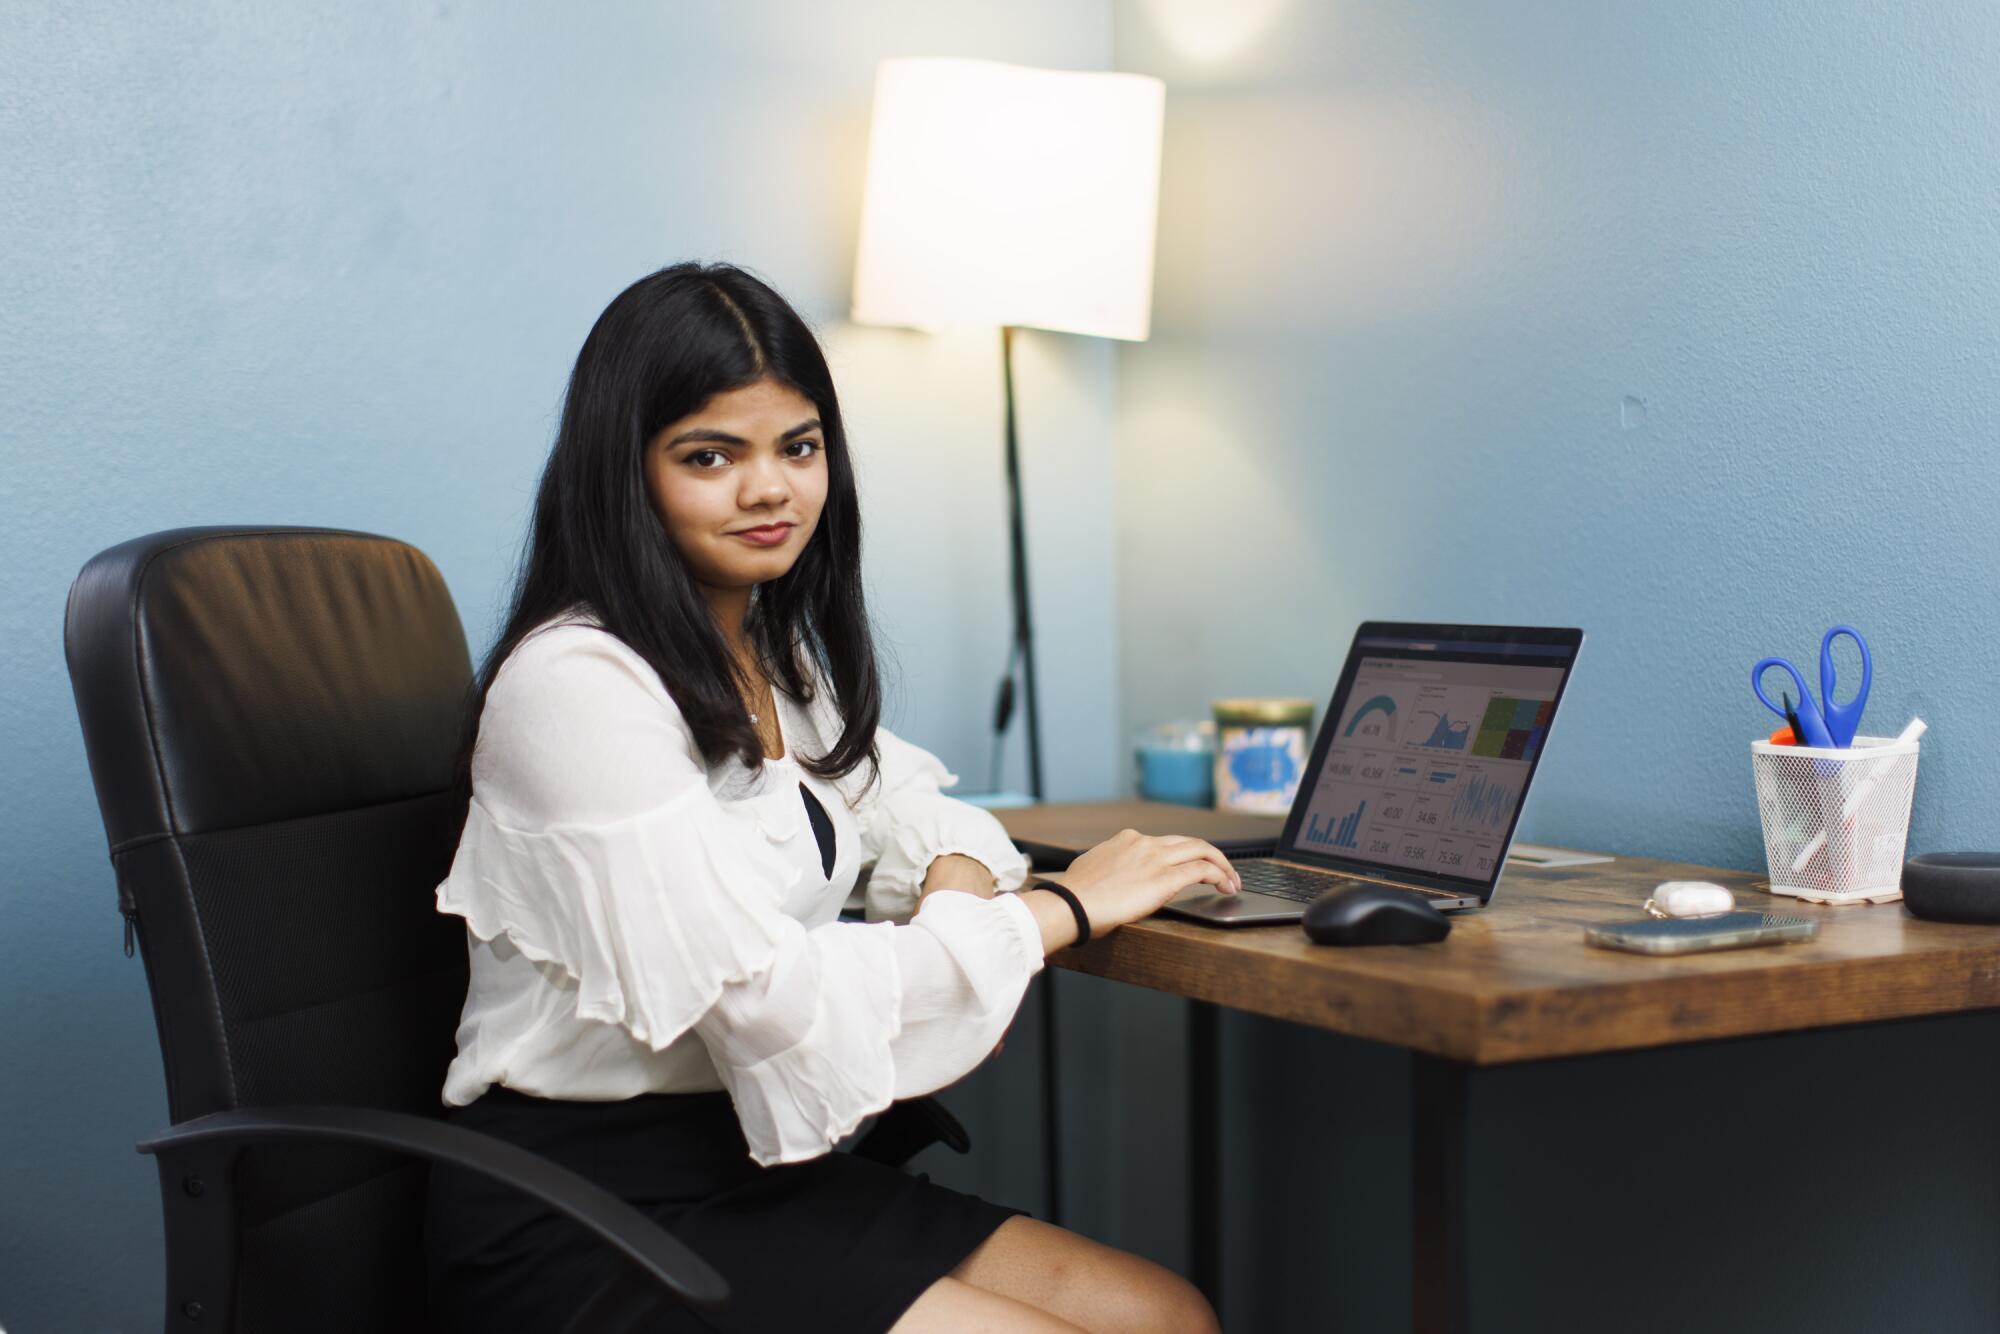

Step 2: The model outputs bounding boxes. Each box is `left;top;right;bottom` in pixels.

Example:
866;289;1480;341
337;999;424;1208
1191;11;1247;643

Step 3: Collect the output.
1236;861;1358;903
1235;861;1453;904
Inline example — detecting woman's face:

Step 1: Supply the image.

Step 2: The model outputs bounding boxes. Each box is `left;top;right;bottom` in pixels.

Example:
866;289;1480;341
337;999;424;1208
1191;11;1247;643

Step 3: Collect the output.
645;376;829;595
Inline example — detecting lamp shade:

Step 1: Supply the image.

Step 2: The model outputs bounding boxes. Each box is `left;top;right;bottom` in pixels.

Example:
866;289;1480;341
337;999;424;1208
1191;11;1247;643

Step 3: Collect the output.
851;58;1164;341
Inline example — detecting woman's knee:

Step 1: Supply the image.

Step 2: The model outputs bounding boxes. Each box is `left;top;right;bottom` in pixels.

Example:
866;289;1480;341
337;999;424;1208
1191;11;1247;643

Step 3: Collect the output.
954;1216;1218;1333
1058;1239;1217;1333
1105;1259;1219;1334
891;1275;1086;1332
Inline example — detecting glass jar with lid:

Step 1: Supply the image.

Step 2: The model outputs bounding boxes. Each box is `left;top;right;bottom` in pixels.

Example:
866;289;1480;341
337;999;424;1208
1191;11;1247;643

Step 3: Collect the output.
1212;698;1315;815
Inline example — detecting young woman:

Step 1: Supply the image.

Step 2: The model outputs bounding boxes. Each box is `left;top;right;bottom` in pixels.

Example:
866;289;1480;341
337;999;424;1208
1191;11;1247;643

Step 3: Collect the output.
423;262;1239;1333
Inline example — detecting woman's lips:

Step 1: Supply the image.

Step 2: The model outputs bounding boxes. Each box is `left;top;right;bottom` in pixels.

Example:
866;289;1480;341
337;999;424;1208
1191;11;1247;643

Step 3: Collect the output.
732;524;794;547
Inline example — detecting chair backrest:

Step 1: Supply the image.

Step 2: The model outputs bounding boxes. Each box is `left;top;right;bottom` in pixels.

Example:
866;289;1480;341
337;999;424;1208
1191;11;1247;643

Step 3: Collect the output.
65;526;476;1328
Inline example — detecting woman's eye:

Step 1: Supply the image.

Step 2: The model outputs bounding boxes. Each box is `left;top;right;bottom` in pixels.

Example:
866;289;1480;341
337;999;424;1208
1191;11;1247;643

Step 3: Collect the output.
687;449;727;469
785;439;822;459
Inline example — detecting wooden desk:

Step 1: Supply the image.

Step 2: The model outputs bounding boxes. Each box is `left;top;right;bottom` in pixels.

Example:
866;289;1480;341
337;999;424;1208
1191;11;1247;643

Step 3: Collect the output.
1049;854;2000;1065
994;805;2000;1333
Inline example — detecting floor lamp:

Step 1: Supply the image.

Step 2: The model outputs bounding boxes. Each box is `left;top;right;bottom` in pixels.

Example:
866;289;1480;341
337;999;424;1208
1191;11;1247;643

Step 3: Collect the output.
851;57;1164;1227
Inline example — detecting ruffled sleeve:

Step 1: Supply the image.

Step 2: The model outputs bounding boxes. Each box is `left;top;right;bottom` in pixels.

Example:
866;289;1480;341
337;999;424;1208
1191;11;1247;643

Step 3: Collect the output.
835;724;1034;924
442;792;796;1049
435;624;1043;1165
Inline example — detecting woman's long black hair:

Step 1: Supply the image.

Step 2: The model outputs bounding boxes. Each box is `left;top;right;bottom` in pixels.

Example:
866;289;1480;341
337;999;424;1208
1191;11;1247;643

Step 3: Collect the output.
452;262;882;802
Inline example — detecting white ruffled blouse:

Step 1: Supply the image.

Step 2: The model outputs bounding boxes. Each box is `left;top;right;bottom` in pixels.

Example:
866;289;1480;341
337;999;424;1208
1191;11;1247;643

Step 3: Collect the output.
435;609;1042;1166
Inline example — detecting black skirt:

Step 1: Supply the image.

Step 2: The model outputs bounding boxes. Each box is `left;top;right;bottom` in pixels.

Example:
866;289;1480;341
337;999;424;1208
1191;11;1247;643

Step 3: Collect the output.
423;1086;1026;1333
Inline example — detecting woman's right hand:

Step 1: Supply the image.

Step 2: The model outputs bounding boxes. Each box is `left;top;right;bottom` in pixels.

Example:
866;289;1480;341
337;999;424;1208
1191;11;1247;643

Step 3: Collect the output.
1047;828;1241;942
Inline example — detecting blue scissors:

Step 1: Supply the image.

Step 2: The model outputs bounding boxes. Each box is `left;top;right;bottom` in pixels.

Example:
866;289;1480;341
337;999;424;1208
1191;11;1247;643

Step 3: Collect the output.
1751;624;1872;748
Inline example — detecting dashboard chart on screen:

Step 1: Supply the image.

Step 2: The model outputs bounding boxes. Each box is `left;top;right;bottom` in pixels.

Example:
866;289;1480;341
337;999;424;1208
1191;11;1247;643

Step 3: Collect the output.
1299;654;1566;880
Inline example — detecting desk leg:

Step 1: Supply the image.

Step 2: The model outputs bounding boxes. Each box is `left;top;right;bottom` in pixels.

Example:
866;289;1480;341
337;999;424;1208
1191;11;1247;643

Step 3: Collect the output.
1188;999;1222;1309
1040;970;1063;1227
1411;1055;1471;1334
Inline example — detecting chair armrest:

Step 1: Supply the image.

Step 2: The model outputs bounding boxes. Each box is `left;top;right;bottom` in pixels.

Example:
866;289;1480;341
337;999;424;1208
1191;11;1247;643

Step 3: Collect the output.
851;1094;971;1165
139;1105;728;1319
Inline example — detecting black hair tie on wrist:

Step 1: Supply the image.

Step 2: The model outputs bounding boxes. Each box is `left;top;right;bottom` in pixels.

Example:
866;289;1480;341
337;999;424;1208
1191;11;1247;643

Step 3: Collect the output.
1032;879;1091;947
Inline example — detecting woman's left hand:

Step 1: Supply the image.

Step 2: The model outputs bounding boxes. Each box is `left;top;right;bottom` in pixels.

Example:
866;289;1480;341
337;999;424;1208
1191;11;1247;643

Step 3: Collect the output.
919;853;996;900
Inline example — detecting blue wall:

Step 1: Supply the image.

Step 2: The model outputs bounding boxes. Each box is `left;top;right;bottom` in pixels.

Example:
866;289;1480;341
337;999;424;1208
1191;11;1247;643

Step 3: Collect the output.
1115;0;2000;867
13;0;2000;1328
0;5;1117;1328
1109;2;2000;1328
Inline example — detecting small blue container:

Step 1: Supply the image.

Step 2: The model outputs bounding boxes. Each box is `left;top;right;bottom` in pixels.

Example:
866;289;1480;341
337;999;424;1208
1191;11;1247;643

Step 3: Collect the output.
1136;721;1216;807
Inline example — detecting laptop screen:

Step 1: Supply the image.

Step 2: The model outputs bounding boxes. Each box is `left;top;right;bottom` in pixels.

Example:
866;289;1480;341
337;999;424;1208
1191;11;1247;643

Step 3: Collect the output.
1279;623;1584;895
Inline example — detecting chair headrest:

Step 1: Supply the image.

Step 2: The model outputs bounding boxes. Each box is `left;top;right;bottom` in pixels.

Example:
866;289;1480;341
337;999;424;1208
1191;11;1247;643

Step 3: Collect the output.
66;526;474;849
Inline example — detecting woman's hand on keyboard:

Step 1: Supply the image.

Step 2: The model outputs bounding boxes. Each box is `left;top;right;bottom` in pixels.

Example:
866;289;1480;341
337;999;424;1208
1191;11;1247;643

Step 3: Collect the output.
1060;829;1241;935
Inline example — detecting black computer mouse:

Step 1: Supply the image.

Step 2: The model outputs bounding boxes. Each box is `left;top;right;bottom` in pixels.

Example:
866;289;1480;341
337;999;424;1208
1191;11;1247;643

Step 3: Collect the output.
1302;883;1453;946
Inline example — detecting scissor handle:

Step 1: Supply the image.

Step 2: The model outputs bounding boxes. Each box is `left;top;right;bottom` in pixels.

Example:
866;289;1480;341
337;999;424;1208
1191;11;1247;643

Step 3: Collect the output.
1817;624;1872;747
1752;657;1835;747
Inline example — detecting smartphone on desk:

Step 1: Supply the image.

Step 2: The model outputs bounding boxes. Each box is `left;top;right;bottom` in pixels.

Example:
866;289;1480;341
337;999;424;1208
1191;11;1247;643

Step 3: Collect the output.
1584;912;1819;955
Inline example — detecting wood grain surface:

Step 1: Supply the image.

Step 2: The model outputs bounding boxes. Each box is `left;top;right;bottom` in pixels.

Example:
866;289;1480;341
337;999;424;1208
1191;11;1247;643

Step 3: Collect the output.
997;799;1284;860
996;807;2000;1063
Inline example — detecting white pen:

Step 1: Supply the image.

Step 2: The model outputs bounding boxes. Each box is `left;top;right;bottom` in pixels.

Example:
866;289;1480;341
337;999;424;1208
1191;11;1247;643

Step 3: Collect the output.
1788;718;1927;875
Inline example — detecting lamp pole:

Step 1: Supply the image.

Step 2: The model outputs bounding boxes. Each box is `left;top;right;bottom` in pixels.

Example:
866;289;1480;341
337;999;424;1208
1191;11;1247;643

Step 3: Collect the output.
851;55;1162;1247
1000;324;1063;1227
999;324;1043;800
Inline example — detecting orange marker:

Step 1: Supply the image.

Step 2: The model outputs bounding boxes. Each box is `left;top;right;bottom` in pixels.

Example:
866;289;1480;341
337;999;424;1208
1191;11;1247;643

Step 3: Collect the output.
1769;725;1796;745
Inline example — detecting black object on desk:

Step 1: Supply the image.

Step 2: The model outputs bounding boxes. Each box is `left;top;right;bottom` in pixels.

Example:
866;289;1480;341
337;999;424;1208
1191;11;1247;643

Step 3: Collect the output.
1303;884;1454;946
1903;853;2000;923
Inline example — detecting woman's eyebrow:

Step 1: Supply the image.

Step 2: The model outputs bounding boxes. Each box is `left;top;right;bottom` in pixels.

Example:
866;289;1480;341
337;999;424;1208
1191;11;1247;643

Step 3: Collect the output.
666;418;822;449
666;428;745;448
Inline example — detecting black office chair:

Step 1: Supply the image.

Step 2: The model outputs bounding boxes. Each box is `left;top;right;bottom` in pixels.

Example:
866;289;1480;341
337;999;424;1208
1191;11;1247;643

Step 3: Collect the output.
64;526;969;1334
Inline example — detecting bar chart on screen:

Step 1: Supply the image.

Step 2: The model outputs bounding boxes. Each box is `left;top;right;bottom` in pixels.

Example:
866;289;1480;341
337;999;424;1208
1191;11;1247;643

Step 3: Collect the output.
1303;797;1367;851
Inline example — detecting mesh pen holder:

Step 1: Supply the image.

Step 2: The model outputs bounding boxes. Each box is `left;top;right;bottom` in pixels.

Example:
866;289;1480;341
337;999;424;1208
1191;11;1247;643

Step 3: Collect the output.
1751;734;1920;904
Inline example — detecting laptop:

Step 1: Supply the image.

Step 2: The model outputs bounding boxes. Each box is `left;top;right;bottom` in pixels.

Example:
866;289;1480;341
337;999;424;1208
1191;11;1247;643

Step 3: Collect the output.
1161;622;1585;925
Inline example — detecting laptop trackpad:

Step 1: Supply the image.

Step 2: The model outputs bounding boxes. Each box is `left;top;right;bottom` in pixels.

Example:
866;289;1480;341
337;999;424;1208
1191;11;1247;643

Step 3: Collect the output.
1158;885;1305;925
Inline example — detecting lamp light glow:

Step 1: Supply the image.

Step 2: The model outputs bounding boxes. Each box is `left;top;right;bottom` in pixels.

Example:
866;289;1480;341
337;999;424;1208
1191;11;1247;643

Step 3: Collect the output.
851;58;1165;341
